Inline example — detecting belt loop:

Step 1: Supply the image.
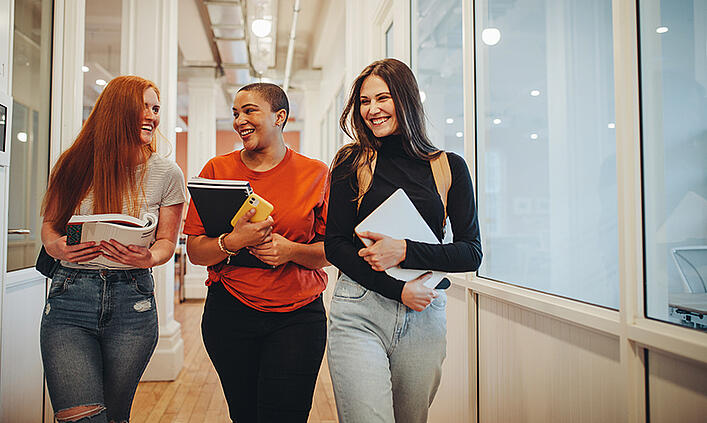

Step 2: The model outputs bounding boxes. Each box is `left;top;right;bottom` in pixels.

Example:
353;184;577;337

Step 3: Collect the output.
124;269;136;282
66;269;79;283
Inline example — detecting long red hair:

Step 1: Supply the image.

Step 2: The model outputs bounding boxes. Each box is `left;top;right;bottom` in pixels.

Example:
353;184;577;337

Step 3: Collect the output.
42;75;159;232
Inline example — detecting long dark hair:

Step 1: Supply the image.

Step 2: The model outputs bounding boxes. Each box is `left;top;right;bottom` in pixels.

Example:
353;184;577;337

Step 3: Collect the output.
42;75;158;232
331;58;439;198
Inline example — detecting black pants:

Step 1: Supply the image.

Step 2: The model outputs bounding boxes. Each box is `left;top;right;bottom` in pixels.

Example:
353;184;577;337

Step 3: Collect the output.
201;282;327;423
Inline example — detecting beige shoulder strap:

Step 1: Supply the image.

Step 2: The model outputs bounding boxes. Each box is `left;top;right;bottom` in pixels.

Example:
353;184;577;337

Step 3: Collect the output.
430;151;451;219
356;152;377;211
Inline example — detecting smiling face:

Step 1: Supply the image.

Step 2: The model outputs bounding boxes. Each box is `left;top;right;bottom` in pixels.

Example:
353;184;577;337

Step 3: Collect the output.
232;90;286;151
141;88;160;145
359;74;399;138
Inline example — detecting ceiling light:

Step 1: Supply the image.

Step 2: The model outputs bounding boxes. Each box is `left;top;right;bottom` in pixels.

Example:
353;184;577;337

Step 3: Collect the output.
656;26;668;34
530;133;538;140
456;132;463;138
17;132;27;142
96;79;107;86
493;118;502;125
420;91;426;103
252;19;272;37
530;90;540;97
82;66;89;73
175;127;183;133
608;122;615;129
481;28;501;46
446;118;454;124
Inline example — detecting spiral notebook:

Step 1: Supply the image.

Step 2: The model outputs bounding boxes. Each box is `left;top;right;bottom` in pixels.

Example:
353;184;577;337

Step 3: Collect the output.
354;188;449;289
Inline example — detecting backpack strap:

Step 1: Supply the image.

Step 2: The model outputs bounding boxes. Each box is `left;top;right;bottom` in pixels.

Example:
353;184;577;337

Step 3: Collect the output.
356;150;451;222
356;151;377;211
430;151;451;222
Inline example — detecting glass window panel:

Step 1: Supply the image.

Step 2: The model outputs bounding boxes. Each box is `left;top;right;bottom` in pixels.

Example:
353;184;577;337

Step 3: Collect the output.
84;0;122;119
336;86;346;150
7;0;52;271
385;22;394;57
640;0;707;330
411;0;464;156
474;0;619;308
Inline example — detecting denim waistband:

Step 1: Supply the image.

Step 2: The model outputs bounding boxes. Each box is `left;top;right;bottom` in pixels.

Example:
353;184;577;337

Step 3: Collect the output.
55;263;151;279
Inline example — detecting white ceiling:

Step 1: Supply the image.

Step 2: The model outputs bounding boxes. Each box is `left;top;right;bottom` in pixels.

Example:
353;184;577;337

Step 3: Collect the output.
84;0;325;130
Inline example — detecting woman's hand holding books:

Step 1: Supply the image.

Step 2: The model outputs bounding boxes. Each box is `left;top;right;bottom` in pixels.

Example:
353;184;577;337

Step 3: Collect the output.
45;235;102;264
100;240;154;269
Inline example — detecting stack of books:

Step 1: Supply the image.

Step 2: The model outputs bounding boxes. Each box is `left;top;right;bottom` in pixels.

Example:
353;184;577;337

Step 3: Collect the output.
187;177;253;237
186;177;274;268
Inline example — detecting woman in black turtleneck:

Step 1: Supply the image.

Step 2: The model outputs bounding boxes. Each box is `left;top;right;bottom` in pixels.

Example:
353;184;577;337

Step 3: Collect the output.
324;58;482;423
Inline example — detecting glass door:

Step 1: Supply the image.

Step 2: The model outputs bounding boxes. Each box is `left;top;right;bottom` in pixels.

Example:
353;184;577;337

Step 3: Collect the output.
7;0;52;271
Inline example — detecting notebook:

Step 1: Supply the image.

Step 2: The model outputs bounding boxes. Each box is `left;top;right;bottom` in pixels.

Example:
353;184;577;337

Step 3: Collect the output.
186;177;274;269
187;177;252;237
354;188;449;289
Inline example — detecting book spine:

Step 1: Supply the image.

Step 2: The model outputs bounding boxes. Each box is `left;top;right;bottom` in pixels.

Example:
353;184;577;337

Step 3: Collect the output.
66;223;83;245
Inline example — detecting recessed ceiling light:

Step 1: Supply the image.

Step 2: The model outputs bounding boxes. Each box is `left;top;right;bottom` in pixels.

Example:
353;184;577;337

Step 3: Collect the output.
446;118;454;124
96;79;107;86
456;132;463;138
608;122;615;129
17;132;27;142
175;127;183;133
530;90;540;97
420;91;427;103
656;26;669;34
530;133;538;140
252;19;272;37
493;118;502;125
82;66;89;73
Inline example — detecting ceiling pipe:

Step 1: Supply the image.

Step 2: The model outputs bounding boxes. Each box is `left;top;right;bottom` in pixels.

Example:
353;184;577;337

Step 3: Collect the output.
282;0;301;93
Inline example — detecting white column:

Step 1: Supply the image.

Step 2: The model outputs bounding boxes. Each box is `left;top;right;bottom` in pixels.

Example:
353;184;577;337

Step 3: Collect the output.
183;68;218;299
120;0;182;381
50;0;85;159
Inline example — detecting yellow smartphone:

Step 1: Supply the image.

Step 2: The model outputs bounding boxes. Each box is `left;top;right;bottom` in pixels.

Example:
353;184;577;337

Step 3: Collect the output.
231;193;274;226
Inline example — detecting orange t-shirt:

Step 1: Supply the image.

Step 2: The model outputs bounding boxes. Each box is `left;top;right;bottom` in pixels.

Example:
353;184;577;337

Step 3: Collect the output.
183;148;329;312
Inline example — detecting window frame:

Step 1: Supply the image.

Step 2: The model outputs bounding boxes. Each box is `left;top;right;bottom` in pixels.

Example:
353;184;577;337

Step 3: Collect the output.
452;0;706;373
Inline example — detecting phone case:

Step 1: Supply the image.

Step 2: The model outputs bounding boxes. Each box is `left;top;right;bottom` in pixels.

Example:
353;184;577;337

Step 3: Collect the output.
231;193;274;226
66;223;83;245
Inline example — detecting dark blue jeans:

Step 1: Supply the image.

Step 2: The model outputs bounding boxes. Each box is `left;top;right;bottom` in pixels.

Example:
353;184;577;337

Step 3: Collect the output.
40;265;158;422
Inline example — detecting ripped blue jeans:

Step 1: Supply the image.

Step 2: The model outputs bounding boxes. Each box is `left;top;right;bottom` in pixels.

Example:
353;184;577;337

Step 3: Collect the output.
40;265;158;422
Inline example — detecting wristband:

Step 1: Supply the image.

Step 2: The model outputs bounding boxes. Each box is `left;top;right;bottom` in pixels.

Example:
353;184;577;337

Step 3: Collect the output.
217;233;239;256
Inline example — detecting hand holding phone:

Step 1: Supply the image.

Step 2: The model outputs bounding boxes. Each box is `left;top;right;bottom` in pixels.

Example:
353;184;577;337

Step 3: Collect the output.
231;193;274;226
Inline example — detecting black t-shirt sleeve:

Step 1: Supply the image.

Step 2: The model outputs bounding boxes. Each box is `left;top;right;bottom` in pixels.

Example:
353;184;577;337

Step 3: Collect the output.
401;153;483;272
324;156;406;302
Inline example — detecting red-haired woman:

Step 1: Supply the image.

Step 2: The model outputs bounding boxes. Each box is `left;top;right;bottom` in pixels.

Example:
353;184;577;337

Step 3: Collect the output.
39;75;186;423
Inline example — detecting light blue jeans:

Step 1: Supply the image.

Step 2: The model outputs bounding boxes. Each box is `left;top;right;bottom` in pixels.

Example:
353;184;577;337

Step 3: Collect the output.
327;273;447;423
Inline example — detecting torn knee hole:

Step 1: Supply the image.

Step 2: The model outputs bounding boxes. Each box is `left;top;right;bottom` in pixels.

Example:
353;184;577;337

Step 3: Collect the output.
55;404;105;422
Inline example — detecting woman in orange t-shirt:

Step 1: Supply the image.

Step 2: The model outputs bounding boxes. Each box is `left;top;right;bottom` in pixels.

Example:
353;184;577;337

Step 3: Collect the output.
184;83;330;422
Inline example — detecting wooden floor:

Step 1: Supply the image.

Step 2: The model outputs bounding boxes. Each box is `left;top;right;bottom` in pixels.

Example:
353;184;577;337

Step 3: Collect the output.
130;299;338;423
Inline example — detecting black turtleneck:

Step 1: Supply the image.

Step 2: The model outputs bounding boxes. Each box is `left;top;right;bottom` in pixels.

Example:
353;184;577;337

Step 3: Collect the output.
324;134;482;302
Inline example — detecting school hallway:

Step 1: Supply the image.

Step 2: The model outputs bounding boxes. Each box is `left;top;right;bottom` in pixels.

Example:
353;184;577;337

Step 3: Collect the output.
0;0;705;422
